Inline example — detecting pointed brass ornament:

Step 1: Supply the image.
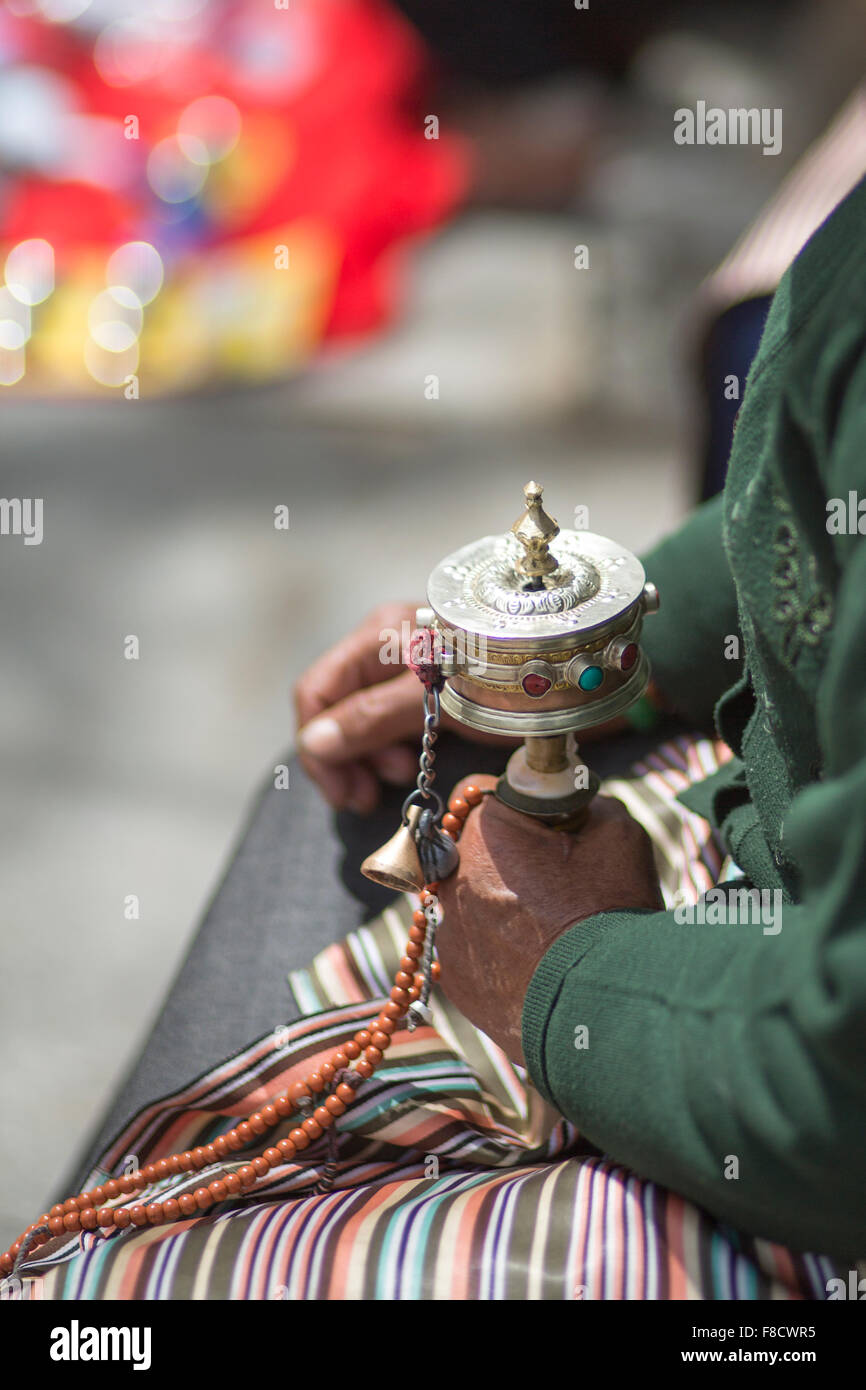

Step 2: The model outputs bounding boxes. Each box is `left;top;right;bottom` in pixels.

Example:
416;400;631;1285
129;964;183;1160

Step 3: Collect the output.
511;480;560;582
361;806;426;893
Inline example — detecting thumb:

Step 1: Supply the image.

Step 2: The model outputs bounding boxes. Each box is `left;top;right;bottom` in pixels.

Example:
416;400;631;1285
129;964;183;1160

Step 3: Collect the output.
297;669;424;764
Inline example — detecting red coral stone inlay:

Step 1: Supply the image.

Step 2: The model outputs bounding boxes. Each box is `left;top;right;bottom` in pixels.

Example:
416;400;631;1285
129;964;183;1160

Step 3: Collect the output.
522;673;552;697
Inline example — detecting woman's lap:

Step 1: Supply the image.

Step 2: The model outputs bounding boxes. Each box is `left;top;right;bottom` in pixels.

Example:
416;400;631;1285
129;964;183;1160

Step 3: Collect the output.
62;724;678;1195
27;721;835;1304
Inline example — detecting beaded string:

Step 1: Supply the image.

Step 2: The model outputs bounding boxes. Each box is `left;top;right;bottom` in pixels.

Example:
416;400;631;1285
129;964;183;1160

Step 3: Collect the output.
0;781;486;1283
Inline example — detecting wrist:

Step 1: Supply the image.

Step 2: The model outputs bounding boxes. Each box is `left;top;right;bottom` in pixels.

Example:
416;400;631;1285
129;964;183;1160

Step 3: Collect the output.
520;911;623;1097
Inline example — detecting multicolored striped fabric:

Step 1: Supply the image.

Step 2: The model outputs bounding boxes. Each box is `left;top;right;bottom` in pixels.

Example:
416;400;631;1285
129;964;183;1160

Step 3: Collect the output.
17;736;844;1300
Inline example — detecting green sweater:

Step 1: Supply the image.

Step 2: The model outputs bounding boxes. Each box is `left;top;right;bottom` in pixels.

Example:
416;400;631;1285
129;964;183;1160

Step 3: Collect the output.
522;175;866;1259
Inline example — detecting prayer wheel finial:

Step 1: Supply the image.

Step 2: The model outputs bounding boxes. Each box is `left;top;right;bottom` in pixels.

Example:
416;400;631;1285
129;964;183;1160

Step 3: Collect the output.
511;481;560;581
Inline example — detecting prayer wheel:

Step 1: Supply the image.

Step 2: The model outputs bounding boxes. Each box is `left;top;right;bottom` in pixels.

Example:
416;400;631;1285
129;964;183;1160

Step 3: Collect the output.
361;481;659;890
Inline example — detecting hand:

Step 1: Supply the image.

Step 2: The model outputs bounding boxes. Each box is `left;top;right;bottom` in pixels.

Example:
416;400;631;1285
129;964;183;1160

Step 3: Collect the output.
294;603;516;812
436;776;664;1064
294;602;632;812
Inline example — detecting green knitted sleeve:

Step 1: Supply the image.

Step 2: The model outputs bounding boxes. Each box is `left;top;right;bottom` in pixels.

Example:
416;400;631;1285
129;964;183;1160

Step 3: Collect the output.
639;493;742;732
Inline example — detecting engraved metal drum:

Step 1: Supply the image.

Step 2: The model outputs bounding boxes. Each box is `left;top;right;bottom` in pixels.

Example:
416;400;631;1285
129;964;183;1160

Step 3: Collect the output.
422;486;659;739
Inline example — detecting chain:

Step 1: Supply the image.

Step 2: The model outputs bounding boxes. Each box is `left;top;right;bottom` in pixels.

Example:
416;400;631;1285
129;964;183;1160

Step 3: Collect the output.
402;659;446;823
407;892;439;1032
403;631;450;1031
415;686;440;802
419;897;439;1007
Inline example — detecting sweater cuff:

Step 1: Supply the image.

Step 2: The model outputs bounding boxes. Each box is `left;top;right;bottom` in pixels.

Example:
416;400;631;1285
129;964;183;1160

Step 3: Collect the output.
521;913;621;1104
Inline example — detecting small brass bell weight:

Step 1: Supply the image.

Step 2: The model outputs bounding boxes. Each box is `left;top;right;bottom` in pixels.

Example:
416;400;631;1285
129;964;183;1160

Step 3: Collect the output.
361;481;660;891
361;798;459;894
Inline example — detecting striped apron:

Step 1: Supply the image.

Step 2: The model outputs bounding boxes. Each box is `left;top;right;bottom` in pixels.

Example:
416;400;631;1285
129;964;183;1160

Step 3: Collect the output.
17;736;846;1300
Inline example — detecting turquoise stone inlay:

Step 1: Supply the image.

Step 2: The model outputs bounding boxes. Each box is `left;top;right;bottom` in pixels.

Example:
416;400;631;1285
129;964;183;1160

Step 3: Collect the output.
578;665;604;692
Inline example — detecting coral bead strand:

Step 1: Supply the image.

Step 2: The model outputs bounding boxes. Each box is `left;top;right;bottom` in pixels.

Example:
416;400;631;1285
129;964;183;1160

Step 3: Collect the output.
0;785;480;1279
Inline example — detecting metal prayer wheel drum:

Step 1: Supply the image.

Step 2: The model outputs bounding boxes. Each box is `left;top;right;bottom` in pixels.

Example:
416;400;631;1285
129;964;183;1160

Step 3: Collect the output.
420;481;659;826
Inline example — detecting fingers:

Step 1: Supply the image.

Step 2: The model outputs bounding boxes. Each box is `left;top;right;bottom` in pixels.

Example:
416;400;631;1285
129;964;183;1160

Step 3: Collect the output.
293;602;419;731
370;744;419;785
294;603;424;811
448;773;581;839
448;781;644;847
297;753;387;814
586;793;638;824
586;793;656;846
301;757;354;811
297;675;424;811
294;601;524;812
298;669;424;765
322;746;418;815
448;773;498;799
342;760;381;815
